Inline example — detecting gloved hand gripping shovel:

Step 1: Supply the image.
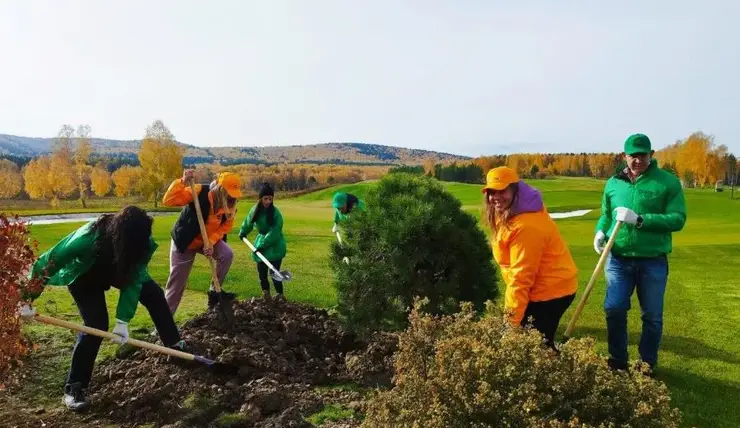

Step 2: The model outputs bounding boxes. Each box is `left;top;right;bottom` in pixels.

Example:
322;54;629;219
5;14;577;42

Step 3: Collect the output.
188;180;235;327
241;237;293;282
31;313;238;374
563;220;623;340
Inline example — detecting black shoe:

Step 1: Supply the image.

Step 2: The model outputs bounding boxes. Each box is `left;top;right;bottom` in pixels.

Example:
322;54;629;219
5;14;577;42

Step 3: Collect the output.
62;382;87;411
167;340;193;366
207;290;237;309
608;358;629;373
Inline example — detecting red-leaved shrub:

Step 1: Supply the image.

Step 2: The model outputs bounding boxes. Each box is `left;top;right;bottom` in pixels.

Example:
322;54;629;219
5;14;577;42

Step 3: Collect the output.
0;213;44;377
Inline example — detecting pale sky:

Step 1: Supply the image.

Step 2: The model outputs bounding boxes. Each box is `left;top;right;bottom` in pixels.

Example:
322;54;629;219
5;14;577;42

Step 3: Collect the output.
1;1;738;157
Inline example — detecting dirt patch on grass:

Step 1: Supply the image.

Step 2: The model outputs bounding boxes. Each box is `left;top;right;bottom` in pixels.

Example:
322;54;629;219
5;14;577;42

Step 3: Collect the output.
2;298;397;427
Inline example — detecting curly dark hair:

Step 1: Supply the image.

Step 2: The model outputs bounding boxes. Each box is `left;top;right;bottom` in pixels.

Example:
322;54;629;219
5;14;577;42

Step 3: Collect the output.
90;205;153;288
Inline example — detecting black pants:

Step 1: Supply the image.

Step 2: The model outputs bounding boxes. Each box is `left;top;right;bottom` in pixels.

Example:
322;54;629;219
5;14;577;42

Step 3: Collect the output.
257;258;283;294
66;279;181;389
522;293;576;348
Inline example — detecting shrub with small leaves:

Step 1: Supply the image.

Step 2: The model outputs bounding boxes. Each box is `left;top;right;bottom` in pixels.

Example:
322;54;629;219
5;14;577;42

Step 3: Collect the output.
0;213;44;377
329;173;499;336
362;299;683;428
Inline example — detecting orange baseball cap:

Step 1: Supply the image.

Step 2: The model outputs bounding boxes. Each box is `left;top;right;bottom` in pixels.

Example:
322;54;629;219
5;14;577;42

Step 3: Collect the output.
217;172;242;198
481;166;519;193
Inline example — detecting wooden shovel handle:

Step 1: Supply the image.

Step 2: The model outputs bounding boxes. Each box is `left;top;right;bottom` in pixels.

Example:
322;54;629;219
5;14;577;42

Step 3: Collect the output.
564;220;623;338
187;180;222;293
34;313;196;361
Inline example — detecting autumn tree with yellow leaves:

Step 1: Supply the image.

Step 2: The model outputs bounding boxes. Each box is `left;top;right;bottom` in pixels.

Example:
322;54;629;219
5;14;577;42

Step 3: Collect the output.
111;165;143;197
47;125;78;207
0;159;23;199
655;131;727;187
73;125;92;207
90;164;112;197
138;120;184;207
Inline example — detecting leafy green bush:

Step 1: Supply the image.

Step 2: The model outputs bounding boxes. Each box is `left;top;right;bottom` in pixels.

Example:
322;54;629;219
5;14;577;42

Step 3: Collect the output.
362;300;683;428
329;173;498;335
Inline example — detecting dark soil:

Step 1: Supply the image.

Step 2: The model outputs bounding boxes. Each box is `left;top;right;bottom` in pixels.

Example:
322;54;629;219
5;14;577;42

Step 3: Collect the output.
0;298;397;428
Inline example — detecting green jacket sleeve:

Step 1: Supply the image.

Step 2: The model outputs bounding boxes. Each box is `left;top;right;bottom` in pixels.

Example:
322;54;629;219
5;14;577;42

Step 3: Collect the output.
641;180;687;232
333;208;341;224
595;182;612;234
31;223;94;283
25;223;95;301
116;282;142;323
239;206;256;237
114;237;157;323
262;208;284;248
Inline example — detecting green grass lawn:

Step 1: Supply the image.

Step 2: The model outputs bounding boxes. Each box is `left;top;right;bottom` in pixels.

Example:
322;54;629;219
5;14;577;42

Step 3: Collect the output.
0;196;180;216
11;177;740;428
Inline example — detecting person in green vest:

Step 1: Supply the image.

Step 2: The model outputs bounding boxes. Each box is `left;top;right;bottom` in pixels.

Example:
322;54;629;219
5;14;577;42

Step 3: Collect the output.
594;133;687;375
16;206;186;411
238;183;288;301
331;191;365;235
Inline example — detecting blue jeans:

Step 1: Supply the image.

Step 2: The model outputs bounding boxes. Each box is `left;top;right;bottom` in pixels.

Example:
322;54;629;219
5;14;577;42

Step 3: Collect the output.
604;253;668;369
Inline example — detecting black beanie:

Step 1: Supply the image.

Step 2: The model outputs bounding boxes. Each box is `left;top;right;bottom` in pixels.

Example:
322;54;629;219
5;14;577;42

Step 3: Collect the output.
258;182;274;198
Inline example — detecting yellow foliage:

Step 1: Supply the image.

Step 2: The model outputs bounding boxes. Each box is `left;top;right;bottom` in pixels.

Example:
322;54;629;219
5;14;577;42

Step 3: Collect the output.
23;156;53;201
111;165;143;197
656;131;726;187
363;300;682;428
138;120;184;206
90;166;112;197
0;159;23;199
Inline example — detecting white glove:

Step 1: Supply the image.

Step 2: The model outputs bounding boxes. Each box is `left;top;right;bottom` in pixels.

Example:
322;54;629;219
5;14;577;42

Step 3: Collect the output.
112;319;129;345
615;207;639;225
593;231;606;255
17;303;36;320
332;223;338;233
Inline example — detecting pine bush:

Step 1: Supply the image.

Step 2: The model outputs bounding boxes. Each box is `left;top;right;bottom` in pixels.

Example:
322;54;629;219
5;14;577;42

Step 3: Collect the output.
329;173;499;335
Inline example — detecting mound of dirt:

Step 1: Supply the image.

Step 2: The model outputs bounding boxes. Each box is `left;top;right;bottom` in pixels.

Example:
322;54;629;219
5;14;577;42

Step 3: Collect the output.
86;298;397;427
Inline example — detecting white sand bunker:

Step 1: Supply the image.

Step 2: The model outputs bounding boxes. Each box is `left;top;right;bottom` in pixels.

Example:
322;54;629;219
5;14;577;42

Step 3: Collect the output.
550;209;592;219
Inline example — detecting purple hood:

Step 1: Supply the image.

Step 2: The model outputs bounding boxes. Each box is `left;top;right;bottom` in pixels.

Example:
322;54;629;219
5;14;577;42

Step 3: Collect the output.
511;181;544;215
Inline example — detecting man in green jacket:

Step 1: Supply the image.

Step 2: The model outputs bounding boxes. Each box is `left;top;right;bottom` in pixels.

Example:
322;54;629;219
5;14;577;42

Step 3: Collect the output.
331;191;365;234
18;206;186;411
594;133;687;373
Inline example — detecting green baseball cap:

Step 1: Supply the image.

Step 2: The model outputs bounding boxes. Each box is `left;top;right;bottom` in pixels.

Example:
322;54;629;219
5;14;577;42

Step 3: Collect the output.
624;133;652;155
332;192;347;209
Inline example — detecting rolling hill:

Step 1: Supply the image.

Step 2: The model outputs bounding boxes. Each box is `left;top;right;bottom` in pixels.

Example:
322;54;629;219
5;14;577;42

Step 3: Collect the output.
0;134;469;166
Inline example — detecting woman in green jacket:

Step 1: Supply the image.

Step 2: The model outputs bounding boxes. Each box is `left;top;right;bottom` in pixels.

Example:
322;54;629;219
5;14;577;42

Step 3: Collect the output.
238;183;288;301
17;206;186;411
331;191;364;233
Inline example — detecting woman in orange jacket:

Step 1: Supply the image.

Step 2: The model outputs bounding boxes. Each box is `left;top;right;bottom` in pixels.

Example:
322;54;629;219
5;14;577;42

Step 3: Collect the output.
162;169;241;314
482;166;578;348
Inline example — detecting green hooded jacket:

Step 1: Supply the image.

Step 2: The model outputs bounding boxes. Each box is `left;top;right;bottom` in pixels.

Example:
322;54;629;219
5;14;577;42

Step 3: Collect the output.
239;204;287;262
596;159;687;258
28;221;158;323
332;191;365;224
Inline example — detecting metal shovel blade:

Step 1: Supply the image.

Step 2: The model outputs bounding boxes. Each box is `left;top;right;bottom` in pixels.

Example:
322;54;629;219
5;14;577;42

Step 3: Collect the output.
270;270;293;282
214;292;235;327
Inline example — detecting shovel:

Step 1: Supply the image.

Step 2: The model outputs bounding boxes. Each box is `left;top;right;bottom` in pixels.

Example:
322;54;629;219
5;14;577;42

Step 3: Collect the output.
563;220;623;340
32;313;238;375
241;237;293;282
188;180;235;326
335;230;350;265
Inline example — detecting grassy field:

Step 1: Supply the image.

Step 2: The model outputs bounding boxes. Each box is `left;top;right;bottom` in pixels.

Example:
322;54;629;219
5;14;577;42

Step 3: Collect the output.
0;196;180;216
7;176;740;427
